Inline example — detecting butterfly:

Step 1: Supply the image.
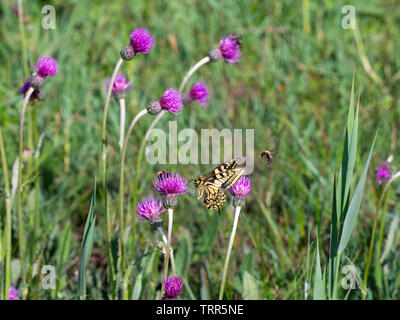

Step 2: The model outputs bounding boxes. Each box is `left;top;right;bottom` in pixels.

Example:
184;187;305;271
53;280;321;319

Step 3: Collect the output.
261;150;278;165
194;158;244;211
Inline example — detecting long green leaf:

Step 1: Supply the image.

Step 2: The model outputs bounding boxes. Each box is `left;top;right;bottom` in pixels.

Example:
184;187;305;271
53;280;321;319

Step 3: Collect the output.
77;180;97;299
342;96;359;221
313;236;325;300
338;132;377;253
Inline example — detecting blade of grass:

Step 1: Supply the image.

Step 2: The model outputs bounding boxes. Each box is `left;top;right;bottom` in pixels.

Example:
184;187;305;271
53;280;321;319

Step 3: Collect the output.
313;234;325;300
77;180;97;300
338;131;377;253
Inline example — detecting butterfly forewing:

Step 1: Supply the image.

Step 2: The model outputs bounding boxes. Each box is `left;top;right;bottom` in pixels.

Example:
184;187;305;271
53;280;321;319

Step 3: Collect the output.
221;168;244;189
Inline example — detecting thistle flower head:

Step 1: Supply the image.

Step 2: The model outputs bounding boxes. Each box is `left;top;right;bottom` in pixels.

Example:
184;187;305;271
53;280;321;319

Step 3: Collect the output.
129;28;155;55
209;34;242;63
8;286;19;300
34;56;58;78
137;196;165;229
153;172;187;208
376;162;391;185
19;80;42;102
230;175;251;206
29;56;58;90
106;73;132;100
183;82;209;106
163;276;184;300
159;88;183;114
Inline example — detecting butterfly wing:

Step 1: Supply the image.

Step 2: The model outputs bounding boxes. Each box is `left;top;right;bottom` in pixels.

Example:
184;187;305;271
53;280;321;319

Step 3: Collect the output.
195;158;242;210
204;189;227;211
196;186;204;200
221;168;244;189
203;158;239;180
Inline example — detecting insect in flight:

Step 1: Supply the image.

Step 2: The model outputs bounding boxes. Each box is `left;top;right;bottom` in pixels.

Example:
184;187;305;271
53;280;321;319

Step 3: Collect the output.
194;158;244;211
261;150;277;165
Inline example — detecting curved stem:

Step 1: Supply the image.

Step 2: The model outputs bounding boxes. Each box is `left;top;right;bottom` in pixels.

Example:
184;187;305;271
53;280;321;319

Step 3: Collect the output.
102;58;124;143
0;127;11;299
101;57;123;298
163;209;174;284
131;56;210;250
178;56;210;92
157;227;176;275
119;109;148;275
362;172;400;299
119;98;126;152
17;87;34;295
219;206;241;300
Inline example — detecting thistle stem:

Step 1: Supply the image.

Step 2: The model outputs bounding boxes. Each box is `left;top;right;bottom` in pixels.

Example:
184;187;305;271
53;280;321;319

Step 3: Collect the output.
101;57;123;298
33;108;40;246
157;227;176;275
102;57;124;144
119;108;148;296
17;87;34;296
178;56;210;93
119;98;126;152
163;209;174;284
0;127;12;300
131;56;210;251
362;172;400;299
219;205;241;300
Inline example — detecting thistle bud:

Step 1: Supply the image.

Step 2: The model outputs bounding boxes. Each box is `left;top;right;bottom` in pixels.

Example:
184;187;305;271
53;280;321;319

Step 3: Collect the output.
120;45;136;61
29;74;45;90
208;48;223;62
146;100;162;115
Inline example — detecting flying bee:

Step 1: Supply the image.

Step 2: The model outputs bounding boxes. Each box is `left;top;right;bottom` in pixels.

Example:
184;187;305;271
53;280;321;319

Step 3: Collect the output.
261;150;277;165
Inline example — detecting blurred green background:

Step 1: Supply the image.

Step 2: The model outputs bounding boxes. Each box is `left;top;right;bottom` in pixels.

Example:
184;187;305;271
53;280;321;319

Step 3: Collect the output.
0;0;399;299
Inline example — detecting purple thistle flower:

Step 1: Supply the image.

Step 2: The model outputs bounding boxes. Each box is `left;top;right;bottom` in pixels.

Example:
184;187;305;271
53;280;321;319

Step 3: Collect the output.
8;286;19;300
129;28;155;55
160;88;183;114
29;56;58;90
209;34;242;64
147;89;183;115
376;163;391;185
153;172;187;208
19;80;42;102
137;197;166;229
183;82;209;106
163;276;184;300
106;73;132;100
230;175;251;206
34;56;58;78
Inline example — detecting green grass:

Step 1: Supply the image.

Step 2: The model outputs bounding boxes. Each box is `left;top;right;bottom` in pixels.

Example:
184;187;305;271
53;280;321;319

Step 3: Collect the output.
1;0;400;299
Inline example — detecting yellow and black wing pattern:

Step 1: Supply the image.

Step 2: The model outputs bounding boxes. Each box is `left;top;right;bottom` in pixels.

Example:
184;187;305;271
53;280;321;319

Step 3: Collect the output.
194;158;244;211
